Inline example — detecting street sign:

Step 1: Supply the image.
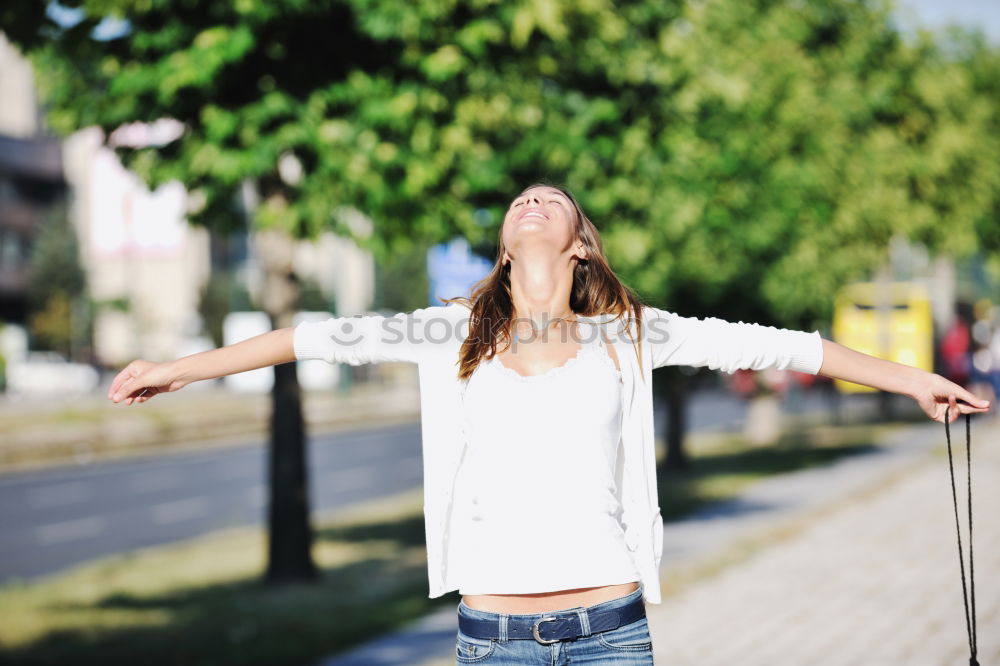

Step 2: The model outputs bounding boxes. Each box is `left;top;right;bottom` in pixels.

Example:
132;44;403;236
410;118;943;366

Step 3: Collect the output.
427;237;492;307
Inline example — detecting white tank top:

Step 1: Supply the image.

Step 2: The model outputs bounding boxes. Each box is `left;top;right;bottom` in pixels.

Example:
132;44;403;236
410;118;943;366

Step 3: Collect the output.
452;323;641;594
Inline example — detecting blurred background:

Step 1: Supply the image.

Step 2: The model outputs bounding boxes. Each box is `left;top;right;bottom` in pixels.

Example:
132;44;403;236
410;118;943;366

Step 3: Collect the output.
0;0;998;665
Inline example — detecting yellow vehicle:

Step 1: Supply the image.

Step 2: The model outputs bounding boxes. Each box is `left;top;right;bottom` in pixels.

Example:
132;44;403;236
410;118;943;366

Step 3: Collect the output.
831;281;934;393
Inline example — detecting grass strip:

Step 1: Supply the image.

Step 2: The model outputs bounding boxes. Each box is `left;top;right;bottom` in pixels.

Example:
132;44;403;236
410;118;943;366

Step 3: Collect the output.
658;422;892;521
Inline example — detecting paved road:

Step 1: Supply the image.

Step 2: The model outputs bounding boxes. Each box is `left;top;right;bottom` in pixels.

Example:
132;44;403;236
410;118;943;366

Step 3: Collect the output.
0;422;424;582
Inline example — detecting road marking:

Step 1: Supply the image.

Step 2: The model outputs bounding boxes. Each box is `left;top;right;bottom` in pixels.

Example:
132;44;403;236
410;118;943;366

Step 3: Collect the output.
216;463;258;481
327;467;376;491
150;496;209;524
27;481;90;508
34;516;106;546
128;469;183;493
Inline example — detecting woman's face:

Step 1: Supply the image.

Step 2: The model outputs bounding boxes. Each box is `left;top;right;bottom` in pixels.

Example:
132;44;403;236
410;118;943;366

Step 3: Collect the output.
500;186;587;265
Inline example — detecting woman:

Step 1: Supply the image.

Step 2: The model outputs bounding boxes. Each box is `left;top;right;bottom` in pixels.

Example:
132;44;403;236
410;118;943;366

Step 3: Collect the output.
108;184;990;665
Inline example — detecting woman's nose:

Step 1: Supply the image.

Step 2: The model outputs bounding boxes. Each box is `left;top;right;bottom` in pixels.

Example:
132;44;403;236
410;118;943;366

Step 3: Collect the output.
525;194;541;205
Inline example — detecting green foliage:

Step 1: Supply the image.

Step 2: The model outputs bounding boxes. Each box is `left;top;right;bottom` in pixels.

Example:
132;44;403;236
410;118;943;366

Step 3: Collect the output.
196;269;259;347
298;277;334;312
9;0;999;328
92;297;131;313
373;240;430;313
29;292;74;356
196;273;230;348
26;204;86;308
26;204;91;357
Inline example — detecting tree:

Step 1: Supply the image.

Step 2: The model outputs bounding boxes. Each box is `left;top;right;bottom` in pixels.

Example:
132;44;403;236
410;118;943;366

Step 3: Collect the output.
598;0;1000;467
26;203;90;360
7;0;998;556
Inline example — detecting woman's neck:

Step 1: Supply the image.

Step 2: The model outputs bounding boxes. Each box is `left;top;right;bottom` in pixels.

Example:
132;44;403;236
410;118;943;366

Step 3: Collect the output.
508;252;576;330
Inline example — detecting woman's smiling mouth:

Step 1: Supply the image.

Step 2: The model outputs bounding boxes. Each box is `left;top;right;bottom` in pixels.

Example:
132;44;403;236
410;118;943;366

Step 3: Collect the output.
519;210;548;222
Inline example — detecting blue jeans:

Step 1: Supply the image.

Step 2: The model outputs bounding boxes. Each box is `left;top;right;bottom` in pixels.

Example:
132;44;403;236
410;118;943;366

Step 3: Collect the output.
455;584;654;665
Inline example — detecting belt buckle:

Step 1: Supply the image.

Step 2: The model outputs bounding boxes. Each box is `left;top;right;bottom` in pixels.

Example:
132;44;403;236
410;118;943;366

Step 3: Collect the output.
531;616;559;645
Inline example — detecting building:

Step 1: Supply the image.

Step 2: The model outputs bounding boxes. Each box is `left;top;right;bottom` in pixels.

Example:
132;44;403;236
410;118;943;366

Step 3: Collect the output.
0;33;66;325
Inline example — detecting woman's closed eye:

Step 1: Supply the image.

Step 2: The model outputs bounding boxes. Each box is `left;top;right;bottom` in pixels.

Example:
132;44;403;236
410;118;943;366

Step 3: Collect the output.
511;198;564;209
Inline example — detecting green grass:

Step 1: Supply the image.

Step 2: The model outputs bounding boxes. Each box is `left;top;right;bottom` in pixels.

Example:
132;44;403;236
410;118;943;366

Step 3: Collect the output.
0;423;889;666
0;491;458;666
657;423;889;521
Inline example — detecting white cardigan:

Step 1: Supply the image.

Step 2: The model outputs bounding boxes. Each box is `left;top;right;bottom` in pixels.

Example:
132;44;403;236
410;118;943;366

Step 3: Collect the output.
292;302;824;604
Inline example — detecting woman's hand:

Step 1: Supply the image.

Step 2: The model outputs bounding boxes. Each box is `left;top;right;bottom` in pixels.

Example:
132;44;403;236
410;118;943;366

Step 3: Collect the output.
819;339;990;423
108;360;186;406
912;373;991;424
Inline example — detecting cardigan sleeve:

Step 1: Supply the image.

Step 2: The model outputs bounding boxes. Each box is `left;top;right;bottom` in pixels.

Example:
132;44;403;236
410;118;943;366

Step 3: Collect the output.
643;306;824;374
293;303;470;365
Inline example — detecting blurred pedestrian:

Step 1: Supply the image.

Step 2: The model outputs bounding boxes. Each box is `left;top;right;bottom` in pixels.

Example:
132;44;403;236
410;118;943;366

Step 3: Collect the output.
940;309;972;386
969;299;999;413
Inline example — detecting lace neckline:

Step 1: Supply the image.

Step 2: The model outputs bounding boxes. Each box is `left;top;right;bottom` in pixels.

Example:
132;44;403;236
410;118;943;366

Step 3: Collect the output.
487;341;622;383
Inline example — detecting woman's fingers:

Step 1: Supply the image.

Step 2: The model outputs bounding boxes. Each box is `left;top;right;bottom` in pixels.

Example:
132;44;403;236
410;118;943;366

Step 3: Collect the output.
109;360;177;405
109;361;147;400
128;385;154;404
946;388;991;414
111;376;139;403
938;403;953;424
108;367;133;398
955;385;990;409
137;387;153;400
939;400;990;423
928;377;991;424
956;401;989;414
110;363;155;404
937;404;959;424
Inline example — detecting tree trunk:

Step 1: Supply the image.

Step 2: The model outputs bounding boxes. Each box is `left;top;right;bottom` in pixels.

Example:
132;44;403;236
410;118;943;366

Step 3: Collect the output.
877;389;895;422
661;368;689;471
254;227;319;584
265;357;318;583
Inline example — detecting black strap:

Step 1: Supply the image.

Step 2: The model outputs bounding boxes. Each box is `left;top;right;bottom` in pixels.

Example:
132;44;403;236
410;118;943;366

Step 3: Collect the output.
944;408;978;666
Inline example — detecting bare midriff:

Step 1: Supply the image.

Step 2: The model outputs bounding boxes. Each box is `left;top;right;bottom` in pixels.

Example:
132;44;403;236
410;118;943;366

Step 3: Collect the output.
461;581;640;614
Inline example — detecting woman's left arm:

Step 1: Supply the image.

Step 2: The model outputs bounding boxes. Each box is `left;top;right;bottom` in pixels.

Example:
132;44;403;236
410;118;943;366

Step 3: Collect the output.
819;338;991;424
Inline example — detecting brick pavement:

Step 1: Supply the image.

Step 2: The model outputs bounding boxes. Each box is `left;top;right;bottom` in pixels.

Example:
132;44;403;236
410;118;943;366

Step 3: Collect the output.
647;416;1000;666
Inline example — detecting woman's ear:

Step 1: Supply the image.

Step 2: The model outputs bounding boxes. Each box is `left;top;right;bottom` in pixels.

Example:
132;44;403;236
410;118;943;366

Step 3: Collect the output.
576;244;588;261
502;251;510;266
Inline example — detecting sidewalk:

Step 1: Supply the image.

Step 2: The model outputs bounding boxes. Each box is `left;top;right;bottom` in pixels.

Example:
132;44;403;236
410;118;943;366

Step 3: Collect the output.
648;415;1000;666
316;416;999;666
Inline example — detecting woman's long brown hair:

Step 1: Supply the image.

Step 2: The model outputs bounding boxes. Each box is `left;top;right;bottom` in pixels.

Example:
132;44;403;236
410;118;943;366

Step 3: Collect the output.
442;183;647;381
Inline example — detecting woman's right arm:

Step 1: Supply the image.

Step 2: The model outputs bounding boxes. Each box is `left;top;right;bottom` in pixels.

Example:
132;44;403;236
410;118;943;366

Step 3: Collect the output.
108;327;295;405
108;302;471;405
